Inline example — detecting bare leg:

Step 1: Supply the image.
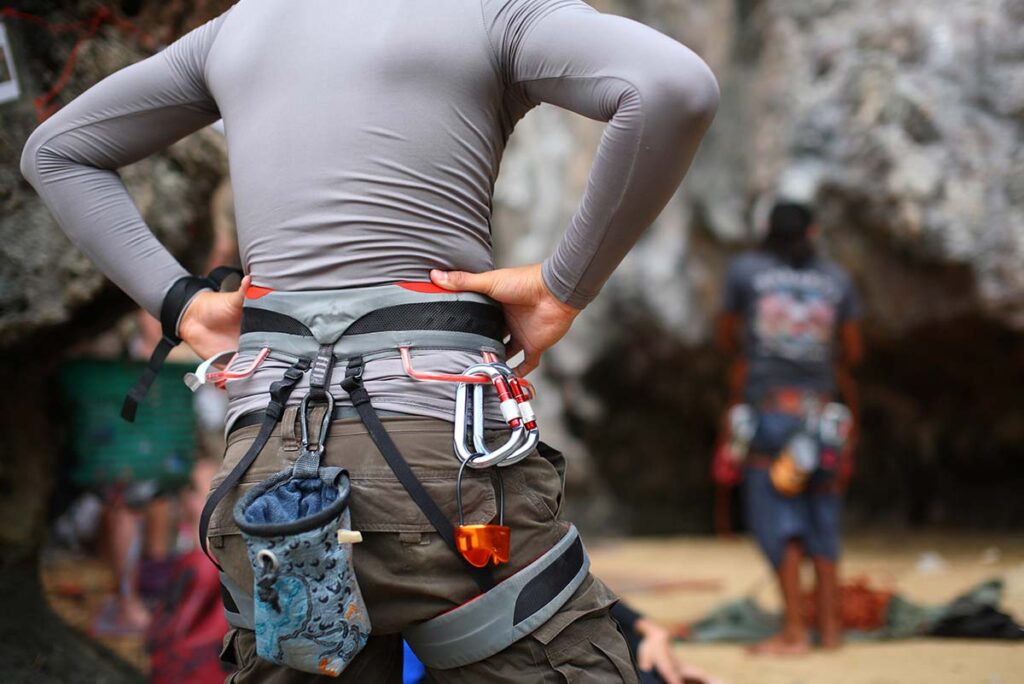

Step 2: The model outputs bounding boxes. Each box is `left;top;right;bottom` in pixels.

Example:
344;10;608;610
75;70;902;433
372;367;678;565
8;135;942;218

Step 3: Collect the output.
144;496;173;561
813;556;843;649
751;539;809;655
96;500;150;633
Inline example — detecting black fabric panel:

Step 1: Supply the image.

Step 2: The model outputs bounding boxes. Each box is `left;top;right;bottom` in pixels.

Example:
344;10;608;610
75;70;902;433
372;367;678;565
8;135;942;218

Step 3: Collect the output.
241;307;315;336
345;302;504;341
220;582;239;614
513;536;585;625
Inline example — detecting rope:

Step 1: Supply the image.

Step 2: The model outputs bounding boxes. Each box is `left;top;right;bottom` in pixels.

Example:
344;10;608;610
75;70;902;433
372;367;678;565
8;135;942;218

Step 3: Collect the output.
1;6;153;121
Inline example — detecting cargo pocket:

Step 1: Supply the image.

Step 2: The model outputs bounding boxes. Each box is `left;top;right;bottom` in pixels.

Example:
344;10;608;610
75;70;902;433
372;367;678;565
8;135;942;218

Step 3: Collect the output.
529;575;637;683
534;442;567;519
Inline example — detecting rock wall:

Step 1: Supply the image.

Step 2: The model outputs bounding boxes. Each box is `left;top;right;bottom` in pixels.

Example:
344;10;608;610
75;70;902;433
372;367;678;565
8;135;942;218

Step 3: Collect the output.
0;5;230;679
493;0;1024;531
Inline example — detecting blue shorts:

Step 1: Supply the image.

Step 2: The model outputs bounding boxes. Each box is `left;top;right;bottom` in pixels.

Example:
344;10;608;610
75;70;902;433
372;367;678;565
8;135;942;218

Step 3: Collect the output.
743;466;841;568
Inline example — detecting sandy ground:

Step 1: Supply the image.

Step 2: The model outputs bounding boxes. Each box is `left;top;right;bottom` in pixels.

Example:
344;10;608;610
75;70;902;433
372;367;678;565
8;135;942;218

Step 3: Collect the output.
42;531;1024;682
590;532;1024;684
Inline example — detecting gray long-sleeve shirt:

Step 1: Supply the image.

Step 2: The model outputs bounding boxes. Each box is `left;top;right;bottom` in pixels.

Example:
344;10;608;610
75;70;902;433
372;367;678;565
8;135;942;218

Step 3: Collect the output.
22;0;718;426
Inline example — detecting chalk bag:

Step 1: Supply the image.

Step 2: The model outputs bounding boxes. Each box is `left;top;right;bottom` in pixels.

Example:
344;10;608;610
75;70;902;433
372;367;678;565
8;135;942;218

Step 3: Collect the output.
234;450;369;676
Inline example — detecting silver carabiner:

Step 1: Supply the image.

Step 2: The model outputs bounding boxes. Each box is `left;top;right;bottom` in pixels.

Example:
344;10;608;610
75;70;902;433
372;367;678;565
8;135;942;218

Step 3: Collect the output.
300;391;336;453
454;381;480;463
452;363;535;468
482;362;538;466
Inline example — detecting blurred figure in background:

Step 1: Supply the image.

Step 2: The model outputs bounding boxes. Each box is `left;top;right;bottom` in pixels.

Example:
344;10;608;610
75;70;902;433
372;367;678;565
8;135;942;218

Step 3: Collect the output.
715;201;863;653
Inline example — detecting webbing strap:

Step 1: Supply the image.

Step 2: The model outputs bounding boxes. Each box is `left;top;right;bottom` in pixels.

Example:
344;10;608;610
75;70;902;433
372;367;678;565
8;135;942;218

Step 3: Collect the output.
308;344;336;401
198;358;309;568
341;356;495;593
121;266;242;422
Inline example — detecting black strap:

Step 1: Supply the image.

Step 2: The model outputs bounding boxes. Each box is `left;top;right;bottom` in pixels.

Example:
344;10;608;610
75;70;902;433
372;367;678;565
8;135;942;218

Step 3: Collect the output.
341;356;495;593
308;344;336;401
121;266;243;422
198;358;309;568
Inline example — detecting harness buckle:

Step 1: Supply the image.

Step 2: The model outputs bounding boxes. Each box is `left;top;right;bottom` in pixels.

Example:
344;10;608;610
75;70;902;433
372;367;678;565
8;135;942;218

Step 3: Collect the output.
341;358;365;391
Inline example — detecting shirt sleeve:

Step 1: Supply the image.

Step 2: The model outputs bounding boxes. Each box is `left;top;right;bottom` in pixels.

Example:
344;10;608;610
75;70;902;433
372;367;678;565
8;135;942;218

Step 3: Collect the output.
483;0;719;309
20;13;230;317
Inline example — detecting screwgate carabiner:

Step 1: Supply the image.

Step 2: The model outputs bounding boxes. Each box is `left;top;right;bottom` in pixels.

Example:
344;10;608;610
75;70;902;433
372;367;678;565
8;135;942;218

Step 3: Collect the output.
453;360;541;469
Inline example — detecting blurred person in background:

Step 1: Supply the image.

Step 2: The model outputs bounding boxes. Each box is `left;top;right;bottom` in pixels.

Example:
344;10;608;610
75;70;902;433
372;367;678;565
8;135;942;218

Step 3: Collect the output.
716;201;863;653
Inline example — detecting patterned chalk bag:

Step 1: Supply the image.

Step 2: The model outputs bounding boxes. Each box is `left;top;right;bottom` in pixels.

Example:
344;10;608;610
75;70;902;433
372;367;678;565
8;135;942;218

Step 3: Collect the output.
233;397;370;677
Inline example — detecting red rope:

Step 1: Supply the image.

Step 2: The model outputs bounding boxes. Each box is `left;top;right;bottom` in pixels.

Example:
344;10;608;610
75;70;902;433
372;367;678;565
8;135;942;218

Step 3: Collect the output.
1;6;153;121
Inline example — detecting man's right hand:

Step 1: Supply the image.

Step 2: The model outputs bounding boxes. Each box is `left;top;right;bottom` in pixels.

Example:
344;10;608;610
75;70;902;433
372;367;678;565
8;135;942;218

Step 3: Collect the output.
429;264;580;376
178;275;250;359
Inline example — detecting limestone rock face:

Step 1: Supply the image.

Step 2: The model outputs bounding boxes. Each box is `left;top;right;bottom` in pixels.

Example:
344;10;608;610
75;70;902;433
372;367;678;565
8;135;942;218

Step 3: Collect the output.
493;0;1024;530
0;8;228;351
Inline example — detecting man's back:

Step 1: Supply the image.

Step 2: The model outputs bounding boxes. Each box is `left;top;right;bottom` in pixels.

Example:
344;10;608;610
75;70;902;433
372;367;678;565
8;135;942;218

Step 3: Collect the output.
208;1;504;290
723;251;859;400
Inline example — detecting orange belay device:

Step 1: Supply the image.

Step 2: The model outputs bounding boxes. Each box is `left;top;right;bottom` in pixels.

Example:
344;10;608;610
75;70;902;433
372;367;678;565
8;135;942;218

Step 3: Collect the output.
455;452;511;568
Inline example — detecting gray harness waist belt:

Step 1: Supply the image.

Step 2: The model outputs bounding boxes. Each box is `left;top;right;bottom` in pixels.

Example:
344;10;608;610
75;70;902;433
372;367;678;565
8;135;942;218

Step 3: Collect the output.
214;285;586;668
237;284;506;361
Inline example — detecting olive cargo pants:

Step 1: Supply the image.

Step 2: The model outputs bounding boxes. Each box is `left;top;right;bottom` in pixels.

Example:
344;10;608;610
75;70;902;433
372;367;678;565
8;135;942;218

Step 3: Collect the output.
207;414;638;682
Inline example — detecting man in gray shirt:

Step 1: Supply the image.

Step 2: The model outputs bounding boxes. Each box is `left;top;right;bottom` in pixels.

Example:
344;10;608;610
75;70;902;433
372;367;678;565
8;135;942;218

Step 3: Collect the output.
23;0;717;680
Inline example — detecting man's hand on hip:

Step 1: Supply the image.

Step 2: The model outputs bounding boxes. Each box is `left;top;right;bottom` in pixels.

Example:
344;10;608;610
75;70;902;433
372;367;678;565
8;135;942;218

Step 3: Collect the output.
178;275;250;360
430;264;580;376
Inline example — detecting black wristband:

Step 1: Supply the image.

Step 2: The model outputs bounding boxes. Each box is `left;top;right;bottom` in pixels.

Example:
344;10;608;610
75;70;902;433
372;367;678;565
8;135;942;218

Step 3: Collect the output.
121;266;243;422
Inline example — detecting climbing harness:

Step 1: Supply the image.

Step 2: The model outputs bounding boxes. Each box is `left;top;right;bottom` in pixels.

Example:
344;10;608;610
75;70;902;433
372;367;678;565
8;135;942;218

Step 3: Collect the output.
149;280;590;671
724;390;853;496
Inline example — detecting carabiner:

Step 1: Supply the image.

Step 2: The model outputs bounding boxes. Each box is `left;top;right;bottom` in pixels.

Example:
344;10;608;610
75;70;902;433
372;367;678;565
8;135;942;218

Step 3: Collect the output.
300;391;336;453
479;362;539;466
460;364;526;468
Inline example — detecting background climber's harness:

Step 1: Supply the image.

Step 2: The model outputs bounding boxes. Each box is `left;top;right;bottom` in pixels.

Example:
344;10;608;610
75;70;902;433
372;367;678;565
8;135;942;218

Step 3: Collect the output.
726;388;853;496
129;278;588;672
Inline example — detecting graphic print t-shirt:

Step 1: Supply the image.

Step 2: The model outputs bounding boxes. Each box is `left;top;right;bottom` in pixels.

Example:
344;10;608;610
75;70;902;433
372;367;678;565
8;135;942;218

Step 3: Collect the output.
722;252;860;401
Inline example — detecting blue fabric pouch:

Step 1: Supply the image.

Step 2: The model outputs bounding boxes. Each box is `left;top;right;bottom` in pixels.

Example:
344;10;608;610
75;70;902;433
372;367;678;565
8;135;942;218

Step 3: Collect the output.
234;458;370;677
